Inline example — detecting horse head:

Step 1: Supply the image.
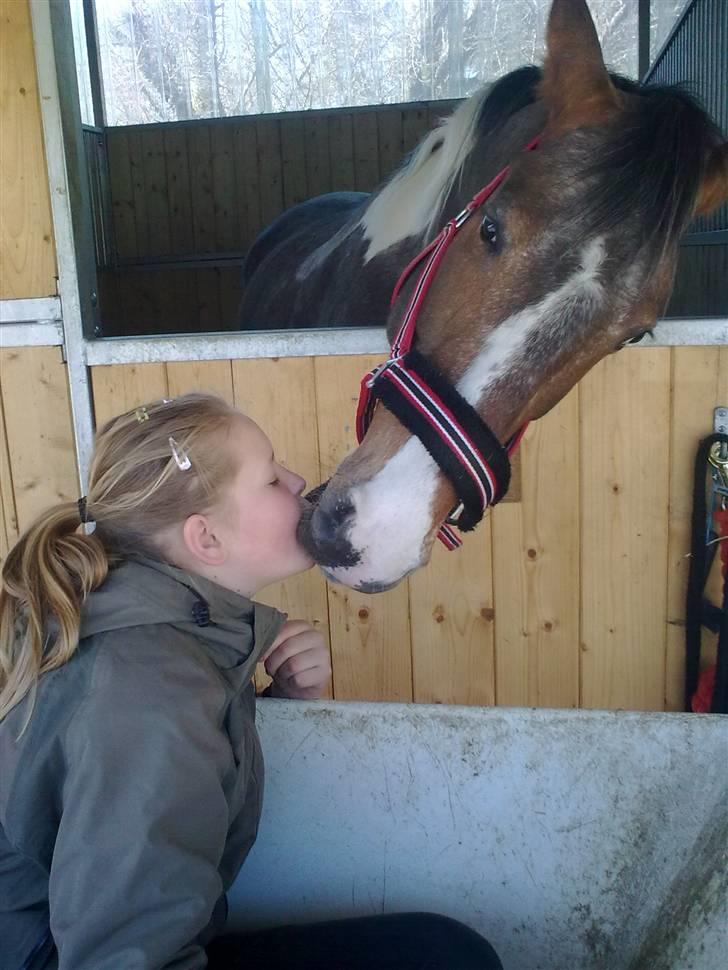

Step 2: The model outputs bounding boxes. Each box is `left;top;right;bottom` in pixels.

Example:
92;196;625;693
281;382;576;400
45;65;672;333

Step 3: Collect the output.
299;0;728;592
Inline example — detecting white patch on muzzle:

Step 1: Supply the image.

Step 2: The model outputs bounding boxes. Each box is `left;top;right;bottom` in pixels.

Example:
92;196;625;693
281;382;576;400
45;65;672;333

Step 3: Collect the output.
324;237;607;589
323;438;440;589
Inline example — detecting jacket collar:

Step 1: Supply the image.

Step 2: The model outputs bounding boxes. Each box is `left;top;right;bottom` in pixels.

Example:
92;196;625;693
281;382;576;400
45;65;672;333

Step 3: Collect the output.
78;556;287;688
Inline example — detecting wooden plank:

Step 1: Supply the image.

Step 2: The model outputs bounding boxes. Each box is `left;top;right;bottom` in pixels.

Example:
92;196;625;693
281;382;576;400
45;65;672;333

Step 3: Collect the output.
328;112;355;192
232;121;262;248
0;0;56;298
665;346;728;710
171;268;199;333
210;123;238;252
255;117;284;228
187;125;216;253
195;267;223;331
314;355;412;702
140;128;171;257
280;115;308;209
352;110;380;192
303;113;332;198
231;357;331;698
218;265;243;330
106;130;138;259
401;105;429;156
91;363;169;429
0;347;77;531
491;390;580;708
126;130;150;257
580;350;672;711
376;108;404;184
166;360;234;403
409;518;496;706
0;386;19;560
163;127;195;254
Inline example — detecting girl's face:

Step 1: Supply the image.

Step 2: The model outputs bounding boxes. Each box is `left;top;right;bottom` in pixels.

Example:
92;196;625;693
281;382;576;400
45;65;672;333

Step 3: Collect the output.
200;416;314;594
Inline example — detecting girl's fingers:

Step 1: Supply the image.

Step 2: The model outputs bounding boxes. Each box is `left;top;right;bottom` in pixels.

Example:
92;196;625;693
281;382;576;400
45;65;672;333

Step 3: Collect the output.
269;647;331;685
260;619;311;663
263;630;327;678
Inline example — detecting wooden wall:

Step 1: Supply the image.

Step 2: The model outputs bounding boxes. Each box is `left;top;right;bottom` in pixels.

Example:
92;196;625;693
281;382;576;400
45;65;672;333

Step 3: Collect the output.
0;345;79;560
0;0;56;299
97;102;457;335
105;102;458;262
1;0;725;714
81;346;727;713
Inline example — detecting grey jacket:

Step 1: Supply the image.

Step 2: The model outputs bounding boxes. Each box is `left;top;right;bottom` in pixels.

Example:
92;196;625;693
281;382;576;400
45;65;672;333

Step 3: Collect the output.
0;557;286;970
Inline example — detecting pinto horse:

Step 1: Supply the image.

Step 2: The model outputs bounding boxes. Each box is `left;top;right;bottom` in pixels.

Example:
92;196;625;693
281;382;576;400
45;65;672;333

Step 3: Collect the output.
240;0;728;592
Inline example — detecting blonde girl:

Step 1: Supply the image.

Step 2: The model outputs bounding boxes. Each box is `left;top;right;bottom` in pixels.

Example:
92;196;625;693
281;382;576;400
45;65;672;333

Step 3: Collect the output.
0;392;501;970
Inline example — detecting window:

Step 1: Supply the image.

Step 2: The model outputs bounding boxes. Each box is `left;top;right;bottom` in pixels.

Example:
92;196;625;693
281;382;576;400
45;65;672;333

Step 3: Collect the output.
86;0;649;127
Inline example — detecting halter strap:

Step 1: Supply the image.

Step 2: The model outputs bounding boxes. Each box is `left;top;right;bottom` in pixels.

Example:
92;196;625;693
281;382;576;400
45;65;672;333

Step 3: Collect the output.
356;135;540;549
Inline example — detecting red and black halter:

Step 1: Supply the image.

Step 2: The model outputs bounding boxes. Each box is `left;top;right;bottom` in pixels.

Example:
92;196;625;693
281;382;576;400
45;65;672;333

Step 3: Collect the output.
356;136;539;550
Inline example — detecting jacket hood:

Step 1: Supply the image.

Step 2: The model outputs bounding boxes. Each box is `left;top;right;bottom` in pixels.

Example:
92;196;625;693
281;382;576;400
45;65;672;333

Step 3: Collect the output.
78;556;286;684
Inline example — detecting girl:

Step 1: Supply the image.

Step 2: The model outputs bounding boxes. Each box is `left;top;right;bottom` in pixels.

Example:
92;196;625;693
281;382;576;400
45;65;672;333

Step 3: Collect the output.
0;392;503;970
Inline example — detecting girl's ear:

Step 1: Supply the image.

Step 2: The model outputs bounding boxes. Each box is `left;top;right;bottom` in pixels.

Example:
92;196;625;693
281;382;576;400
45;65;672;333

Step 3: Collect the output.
182;514;227;566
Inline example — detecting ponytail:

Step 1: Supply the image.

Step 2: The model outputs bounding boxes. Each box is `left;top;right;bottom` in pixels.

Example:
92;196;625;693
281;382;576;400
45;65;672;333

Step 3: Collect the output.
0;501;108;724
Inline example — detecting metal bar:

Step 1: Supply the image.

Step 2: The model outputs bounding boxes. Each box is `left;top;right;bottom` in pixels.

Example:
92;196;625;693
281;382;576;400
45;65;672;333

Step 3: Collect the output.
114;251;248;270
680;230;728;246
82;317;728;368
644;0;698;82
30;0;96;490
0;323;64;348
82;0;106;128
638;0;651;81
84;328;391;365
0;297;61;324
97;97;461;134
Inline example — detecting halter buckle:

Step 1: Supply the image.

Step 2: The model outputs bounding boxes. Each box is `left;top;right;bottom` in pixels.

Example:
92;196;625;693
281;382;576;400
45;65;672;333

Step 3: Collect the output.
366;356;401;389
445;502;465;526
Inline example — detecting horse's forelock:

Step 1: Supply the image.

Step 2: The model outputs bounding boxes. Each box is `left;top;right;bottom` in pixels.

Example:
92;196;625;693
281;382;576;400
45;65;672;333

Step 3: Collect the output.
576;79;722;261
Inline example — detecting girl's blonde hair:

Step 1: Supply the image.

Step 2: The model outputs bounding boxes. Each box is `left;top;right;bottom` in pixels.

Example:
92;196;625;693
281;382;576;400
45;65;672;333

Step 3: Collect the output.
0;392;242;723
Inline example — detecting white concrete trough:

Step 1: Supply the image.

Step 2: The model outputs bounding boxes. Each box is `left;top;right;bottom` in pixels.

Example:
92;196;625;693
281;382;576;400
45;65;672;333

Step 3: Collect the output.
229;702;727;970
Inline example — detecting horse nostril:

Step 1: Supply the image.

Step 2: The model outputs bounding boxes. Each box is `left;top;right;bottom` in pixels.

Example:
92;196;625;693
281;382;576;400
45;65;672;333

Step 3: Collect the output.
302;494;360;570
315;497;355;535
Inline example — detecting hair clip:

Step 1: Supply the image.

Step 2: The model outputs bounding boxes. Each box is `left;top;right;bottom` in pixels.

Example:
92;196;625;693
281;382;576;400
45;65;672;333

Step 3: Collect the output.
135;406;150;423
169;437;192;470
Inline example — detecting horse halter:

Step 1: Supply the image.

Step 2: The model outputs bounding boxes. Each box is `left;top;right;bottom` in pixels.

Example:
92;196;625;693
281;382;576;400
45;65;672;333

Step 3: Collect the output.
356;136;539;550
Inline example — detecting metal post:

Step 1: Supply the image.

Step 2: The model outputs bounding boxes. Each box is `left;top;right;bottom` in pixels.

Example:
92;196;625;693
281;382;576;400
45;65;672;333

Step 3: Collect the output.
29;0;96;490
638;0;651;81
82;0;106;128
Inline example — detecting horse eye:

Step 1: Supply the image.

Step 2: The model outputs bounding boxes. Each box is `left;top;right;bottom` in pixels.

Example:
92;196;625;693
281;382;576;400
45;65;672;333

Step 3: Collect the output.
480;214;499;251
619;330;651;349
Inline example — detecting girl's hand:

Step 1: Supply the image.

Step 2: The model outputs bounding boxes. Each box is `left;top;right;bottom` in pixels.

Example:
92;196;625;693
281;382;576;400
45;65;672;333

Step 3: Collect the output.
260;620;332;699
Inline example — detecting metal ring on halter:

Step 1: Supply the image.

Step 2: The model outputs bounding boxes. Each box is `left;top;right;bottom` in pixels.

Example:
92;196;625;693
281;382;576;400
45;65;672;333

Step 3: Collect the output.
445;502;465;526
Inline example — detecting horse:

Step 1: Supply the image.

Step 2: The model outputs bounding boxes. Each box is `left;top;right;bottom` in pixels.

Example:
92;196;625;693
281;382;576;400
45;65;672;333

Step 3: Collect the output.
239;0;728;593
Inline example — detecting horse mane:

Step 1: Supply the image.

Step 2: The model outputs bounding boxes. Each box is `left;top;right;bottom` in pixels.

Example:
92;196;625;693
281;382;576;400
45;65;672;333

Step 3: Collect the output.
359;67;541;260
360;65;721;265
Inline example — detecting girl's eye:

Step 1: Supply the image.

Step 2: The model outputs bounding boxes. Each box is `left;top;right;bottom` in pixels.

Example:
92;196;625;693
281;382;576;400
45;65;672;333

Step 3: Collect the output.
480;214;499;251
269;478;280;486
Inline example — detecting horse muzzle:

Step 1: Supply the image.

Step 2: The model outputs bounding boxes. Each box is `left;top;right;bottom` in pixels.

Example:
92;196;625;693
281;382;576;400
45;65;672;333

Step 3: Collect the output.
297;481;361;571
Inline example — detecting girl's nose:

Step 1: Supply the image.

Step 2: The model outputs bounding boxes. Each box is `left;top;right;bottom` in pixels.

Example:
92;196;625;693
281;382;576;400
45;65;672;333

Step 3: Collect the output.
286;469;306;496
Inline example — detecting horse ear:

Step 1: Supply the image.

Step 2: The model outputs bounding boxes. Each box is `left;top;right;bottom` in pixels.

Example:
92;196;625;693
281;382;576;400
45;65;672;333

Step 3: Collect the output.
539;0;620;133
694;143;728;216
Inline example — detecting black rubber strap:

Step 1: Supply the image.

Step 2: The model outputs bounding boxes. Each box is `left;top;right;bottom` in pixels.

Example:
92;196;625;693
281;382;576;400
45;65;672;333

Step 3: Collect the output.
686;432;728;713
371;349;511;531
